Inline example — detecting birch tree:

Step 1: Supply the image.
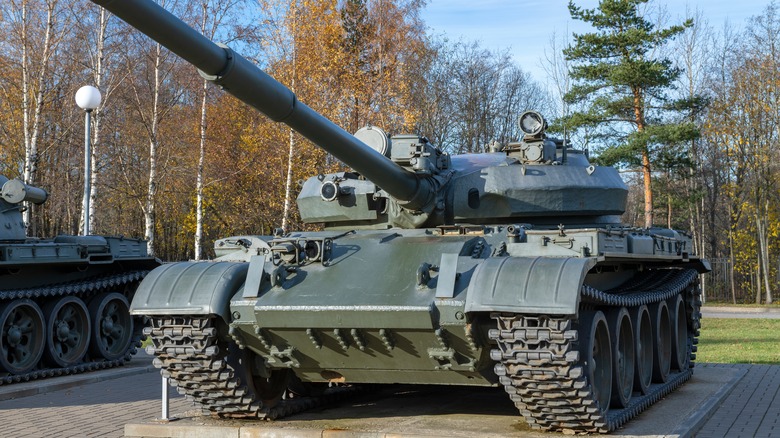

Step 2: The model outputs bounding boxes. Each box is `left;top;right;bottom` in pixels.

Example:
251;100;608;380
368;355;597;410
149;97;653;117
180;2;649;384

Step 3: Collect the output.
280;1;298;233
542;31;573;135
194;0;244;260
674;8;710;244
7;0;66;234
120;0;192;257
73;4;112;234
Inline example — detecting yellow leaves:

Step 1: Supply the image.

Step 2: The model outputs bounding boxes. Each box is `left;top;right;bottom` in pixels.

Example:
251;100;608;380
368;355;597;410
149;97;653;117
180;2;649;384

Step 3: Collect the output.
0;0;430;259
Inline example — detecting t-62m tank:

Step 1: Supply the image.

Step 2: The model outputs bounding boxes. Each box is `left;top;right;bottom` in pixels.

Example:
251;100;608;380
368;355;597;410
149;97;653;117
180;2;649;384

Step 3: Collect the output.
0;175;159;383
94;0;710;433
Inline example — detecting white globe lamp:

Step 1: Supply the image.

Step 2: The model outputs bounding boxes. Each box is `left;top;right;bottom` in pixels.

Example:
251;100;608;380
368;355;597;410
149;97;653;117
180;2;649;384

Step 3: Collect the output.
75;85;102;111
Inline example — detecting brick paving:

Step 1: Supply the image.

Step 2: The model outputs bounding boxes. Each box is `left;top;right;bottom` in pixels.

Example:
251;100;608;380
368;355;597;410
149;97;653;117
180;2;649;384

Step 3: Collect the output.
696;363;780;438
0;369;194;438
0;359;777;437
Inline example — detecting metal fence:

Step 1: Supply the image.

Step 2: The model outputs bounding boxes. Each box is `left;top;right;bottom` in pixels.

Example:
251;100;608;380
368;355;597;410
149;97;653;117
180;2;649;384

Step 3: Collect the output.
702;258;733;303
702;257;780;304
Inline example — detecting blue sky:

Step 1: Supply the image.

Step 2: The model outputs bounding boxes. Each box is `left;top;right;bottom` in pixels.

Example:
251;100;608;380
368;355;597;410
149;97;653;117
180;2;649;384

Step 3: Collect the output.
421;0;772;83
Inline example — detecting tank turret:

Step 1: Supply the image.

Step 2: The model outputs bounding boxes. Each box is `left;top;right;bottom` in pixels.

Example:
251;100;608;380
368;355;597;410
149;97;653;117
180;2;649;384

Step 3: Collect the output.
0;176;48;241
95;0;709;434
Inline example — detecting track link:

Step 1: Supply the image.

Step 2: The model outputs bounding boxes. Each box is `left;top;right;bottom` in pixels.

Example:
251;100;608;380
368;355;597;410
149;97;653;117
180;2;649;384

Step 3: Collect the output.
489;268;701;434
145;316;365;420
0;271;149;385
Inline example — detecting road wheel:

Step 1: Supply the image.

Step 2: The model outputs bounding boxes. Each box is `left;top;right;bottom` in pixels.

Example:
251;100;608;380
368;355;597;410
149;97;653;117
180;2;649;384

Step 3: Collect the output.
0;299;45;374
670;294;690;371
88;293;133;360
632;304;653;394
608;307;634;408
582;310;612;414
43;296;91;367
651;300;671;383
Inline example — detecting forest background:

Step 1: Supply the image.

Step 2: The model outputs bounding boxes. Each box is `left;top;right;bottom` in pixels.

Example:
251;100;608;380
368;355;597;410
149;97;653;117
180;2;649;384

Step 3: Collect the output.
0;0;778;304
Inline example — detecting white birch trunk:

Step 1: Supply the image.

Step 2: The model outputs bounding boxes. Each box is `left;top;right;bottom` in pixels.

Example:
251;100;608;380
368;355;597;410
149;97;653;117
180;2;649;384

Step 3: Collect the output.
21;0;31;190
282;126;295;232
21;1;57;234
728;204;737;304
281;2;297;232
195;78;208;260
145;43;162;257
88;7;108;233
758;207;773;304
195;3;209;261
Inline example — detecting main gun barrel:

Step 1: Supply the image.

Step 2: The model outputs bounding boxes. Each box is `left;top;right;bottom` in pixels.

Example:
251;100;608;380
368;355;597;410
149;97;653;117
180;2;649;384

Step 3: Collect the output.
92;0;433;210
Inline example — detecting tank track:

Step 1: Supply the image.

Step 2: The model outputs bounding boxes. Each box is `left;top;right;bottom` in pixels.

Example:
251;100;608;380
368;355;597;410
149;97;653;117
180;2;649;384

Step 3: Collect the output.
0;271;149;385
490;268;701;434
144;316;365;420
0;271;147;301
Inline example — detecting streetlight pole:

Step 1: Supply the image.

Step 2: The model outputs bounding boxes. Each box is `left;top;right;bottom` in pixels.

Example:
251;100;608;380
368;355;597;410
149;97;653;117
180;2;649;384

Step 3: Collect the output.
75;85;102;236
82;108;93;236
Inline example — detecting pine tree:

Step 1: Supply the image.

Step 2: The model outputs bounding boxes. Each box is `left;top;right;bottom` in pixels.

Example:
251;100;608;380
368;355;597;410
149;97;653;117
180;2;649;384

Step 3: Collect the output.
563;0;701;228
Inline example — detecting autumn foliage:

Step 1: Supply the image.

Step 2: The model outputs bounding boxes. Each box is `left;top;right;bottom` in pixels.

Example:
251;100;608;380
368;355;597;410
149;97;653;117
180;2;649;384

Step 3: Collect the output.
1;0;779;304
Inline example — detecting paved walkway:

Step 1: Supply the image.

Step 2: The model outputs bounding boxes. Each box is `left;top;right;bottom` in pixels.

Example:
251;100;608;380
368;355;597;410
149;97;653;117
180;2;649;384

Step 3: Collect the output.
696;364;780;438
0;361;775;438
0;355;194;438
701;306;780;319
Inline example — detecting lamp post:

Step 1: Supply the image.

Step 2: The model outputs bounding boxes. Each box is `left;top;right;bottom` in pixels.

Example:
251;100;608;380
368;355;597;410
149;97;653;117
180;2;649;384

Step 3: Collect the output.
75;85;102;236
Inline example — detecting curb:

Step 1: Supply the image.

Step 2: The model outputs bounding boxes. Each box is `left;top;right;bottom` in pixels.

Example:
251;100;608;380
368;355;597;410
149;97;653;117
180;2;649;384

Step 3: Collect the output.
672;365;747;438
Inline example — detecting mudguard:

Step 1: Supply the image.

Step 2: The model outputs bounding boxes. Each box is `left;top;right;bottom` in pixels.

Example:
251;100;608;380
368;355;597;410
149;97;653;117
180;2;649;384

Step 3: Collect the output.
129;261;248;321
464;257;597;316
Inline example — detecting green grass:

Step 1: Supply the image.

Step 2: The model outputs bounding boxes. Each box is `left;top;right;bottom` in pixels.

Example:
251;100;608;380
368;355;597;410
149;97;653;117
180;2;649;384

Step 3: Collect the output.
696;318;780;364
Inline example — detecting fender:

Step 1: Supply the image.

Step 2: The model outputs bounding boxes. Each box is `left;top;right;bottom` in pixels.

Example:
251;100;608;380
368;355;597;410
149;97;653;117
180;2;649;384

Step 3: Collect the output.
130;261;248;322
464;257;597;316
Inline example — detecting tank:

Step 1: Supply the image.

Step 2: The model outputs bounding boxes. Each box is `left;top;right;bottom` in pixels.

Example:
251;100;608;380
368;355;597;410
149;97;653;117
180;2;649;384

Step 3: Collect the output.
0;175;159;383
93;0;710;433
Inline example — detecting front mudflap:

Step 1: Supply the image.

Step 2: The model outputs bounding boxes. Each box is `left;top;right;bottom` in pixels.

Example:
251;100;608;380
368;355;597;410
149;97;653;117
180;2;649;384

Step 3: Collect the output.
464;257;597;316
130;261;248;322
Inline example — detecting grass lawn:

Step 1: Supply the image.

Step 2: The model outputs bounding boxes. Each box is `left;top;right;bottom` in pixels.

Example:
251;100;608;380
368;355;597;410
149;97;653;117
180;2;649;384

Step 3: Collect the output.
696;318;780;365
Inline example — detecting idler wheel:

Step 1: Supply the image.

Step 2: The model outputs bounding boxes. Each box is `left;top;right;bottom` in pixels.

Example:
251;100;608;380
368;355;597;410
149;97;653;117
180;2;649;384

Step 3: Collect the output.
88;293;133;360
670;294;690;371
0;299;45;374
651;300;672;383
581;310;612;414
608;307;635;408
43;296;91;367
632;304;653;394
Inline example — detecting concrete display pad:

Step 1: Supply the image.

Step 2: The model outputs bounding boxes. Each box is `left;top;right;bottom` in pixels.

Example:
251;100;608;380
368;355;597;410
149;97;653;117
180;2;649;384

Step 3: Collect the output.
124;365;745;438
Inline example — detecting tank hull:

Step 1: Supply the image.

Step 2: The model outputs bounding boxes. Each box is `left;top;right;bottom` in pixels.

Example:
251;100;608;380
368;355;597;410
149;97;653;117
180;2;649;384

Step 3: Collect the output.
0;235;159;383
136;225;705;432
